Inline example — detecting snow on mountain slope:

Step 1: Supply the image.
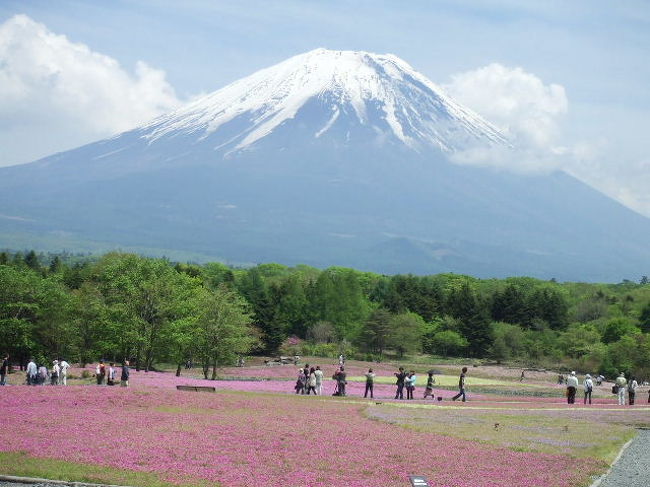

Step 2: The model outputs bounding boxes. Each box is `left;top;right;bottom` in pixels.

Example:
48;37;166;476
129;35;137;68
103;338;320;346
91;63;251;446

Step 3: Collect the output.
141;48;508;154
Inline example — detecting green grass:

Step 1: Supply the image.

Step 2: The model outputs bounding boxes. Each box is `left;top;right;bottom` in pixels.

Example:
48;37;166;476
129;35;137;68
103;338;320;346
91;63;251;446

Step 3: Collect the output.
0;452;215;487
364;402;636;464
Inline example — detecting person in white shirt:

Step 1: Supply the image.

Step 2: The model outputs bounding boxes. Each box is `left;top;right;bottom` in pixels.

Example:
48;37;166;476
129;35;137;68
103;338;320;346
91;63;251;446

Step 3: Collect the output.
583;374;594;405
627;377;639;406
314;365;324;395
615;372;627;405
58;359;70;385
26;358;37;385
51;360;60;385
566;371;579;404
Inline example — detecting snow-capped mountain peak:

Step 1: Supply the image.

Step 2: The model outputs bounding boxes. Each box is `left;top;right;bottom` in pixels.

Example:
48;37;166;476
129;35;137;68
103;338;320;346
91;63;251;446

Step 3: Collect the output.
142;48;508;154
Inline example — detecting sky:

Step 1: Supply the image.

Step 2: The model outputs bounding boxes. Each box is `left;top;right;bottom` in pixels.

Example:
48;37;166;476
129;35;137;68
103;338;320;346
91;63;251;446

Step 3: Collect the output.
1;0;649;216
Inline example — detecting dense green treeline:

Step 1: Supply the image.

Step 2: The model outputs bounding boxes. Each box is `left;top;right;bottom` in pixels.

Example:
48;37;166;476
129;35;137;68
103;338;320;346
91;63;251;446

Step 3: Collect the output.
1;250;649;379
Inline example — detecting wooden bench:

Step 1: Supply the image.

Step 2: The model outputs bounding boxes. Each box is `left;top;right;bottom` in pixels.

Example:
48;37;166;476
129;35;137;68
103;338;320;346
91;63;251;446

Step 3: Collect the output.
176;385;216;392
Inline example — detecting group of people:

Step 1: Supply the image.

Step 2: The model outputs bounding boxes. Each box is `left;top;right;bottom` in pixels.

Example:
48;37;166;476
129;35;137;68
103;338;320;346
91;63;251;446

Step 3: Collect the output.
293;364;459;402
94;360;130;387
564;370;645;405
24;358;71;386
294;364;325;395
393;367;428;400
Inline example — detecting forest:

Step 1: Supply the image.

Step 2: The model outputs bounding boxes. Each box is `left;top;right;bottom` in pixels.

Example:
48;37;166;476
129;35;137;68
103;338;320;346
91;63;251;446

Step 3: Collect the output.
1;250;649;379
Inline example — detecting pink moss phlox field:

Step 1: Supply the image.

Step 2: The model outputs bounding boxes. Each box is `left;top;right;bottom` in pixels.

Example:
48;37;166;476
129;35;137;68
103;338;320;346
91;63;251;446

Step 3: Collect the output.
86;368;481;401
1;386;595;487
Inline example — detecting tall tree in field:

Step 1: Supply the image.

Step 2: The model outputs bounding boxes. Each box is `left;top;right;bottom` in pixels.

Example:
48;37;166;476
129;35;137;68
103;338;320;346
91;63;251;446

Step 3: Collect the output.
446;281;492;357
359;309;393;359
238;268;282;353
196;285;255;380
91;253;200;371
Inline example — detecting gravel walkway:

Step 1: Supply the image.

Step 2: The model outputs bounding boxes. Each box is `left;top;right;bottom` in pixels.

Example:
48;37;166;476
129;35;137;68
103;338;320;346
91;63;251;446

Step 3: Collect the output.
596;429;650;487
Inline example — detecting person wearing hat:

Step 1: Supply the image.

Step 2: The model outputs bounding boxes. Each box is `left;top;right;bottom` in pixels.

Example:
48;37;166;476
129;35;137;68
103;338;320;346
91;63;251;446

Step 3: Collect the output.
51;360;60;386
583;374;594;404
566;371;578;404
615;372;627;405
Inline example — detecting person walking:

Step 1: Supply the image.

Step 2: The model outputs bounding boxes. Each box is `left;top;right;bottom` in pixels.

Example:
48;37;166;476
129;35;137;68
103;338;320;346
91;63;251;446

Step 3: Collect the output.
627;377;638;406
583;374;593;404
394;367;406;400
59;359;70;385
0;354;8;386
120;360;130;387
306;367;317;395
615;372;627;405
50;360;60;386
566;371;578;404
26;358;37;385
452;367;468;402
423;371;435;399
364;368;375;398
314;365;324;395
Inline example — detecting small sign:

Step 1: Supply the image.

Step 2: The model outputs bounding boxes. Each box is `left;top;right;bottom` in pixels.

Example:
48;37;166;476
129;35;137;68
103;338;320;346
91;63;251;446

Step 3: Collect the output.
409;476;430;487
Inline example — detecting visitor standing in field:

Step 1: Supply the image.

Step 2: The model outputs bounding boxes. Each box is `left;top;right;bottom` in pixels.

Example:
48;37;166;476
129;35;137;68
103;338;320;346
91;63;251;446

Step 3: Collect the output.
107;362;116;386
394;367;406;399
566;371;578;404
306;367;317;395
0;354;8;385
615;372;627;405
336;366;347;396
314;365;323;395
406;371;416;400
423;371;435;399
364;368;375;398
452;367;468;402
59;359;70;385
583;374;593;405
38;364;48;385
627;377;638;405
295;368;306;394
26;358;37;385
96;361;106;385
120;360;130;387
51;360;60;386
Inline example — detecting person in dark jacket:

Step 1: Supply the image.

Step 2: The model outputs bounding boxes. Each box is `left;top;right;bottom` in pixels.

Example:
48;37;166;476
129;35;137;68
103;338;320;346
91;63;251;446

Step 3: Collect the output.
394;367;406;399
452;367;468;402
120;360;130;387
0;354;8;385
336;367;347;396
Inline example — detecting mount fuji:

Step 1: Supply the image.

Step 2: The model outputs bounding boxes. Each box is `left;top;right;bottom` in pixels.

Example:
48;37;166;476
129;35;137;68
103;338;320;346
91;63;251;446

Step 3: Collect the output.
1;49;649;281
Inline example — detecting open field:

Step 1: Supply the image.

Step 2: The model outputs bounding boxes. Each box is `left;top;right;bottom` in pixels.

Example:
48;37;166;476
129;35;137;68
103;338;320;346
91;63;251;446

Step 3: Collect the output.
1;361;648;487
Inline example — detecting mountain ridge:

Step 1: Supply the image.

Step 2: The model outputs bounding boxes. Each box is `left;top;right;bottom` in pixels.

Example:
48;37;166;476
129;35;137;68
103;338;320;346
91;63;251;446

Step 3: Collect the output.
0;48;648;282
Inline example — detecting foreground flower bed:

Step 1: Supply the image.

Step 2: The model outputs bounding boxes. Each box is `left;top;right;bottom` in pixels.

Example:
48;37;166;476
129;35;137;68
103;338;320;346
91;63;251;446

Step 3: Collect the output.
0;385;605;487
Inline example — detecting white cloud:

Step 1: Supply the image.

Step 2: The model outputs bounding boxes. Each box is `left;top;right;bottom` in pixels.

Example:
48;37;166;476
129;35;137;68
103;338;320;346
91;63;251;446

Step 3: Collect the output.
0;15;182;166
443;63;650;217
444;63;568;148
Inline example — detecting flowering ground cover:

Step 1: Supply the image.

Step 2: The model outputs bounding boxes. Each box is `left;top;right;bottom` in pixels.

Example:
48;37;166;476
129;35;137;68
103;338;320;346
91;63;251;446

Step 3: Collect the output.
0;385;605;487
2;361;647;487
